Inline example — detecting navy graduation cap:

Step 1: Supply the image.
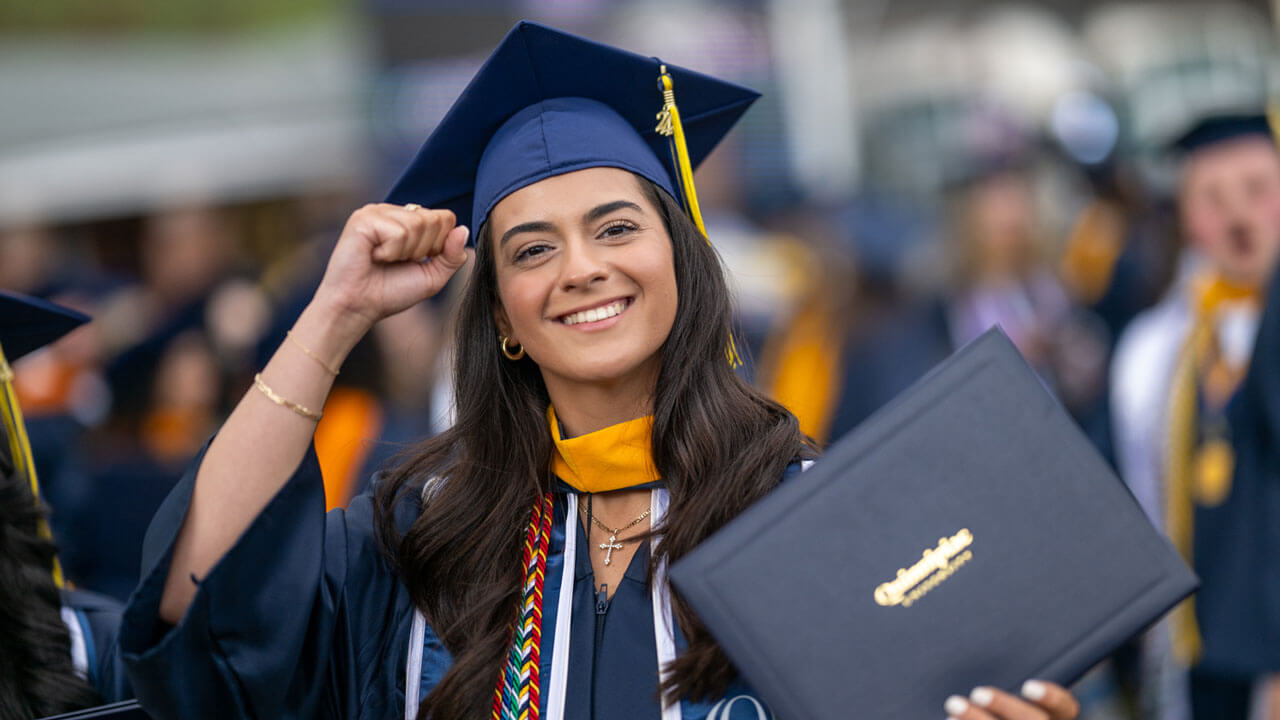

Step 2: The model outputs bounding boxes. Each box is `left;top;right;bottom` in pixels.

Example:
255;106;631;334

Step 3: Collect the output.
1171;112;1275;154
385;20;760;239
0;290;89;589
0;290;89;363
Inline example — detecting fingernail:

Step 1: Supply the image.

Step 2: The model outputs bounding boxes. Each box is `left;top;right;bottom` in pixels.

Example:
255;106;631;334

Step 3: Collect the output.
970;686;994;707
460;226;471;243
944;695;969;716
1021;680;1047;701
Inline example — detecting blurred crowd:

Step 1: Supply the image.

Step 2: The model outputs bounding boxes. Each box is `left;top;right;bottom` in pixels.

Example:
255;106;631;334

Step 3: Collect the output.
4;1;1280;718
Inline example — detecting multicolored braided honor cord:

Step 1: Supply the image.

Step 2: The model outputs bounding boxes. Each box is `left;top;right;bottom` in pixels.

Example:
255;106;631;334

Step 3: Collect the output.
492;492;554;720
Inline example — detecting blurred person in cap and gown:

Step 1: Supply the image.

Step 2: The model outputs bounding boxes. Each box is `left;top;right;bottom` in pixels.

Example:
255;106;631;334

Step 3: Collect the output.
55;207;244;602
103;204;238;383
1058;158;1181;347
0;290;132;717
0;224;115;497
942;158;1110;450
118;22;1081;720
759;196;952;443
764;143;1108;451
55;329;224;603
1111;113;1280;720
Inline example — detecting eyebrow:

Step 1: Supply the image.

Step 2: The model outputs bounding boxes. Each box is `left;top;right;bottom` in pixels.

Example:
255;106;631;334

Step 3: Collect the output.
499;221;555;249
498;199;644;248
585;199;643;223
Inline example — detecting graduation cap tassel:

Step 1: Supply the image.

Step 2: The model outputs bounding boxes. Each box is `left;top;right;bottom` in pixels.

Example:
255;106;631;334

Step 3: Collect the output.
656;65;745;369
656;66;707;236
0;343;65;588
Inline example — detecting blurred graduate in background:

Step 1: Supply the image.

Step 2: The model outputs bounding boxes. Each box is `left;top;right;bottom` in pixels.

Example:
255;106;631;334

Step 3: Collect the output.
0;290;131;717
1111;112;1280;720
761;104;1110;450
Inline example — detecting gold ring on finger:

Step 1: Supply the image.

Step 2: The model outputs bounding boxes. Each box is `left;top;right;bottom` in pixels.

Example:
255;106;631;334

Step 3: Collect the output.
403;203;423;212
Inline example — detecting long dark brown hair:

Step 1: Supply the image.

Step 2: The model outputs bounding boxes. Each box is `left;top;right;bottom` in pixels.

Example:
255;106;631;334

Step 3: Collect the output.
375;175;814;719
0;438;102;718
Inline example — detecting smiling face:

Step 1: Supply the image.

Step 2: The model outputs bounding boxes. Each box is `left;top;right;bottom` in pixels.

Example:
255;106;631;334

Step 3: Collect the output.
1181;135;1280;288
488;167;678;402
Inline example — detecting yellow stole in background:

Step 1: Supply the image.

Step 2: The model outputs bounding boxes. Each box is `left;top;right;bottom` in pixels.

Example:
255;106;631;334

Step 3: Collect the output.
547;405;659;493
1165;274;1261;665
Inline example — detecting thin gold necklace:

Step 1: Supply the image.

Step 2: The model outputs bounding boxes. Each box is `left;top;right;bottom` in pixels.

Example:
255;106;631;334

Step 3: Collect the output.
581;506;650;566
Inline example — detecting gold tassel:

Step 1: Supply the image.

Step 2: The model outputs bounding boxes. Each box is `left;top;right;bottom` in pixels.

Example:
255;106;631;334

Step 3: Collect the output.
0;341;64;587
655;65;744;368
655;66;707;235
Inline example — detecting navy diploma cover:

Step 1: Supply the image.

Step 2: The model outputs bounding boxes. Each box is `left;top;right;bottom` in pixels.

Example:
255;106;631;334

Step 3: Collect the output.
671;328;1198;720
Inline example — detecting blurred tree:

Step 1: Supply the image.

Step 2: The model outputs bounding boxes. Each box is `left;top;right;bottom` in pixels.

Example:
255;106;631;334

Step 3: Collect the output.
0;0;338;33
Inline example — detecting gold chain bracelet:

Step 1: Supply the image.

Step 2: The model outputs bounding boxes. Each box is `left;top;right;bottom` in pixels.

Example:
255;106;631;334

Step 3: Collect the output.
253;373;322;421
286;330;341;376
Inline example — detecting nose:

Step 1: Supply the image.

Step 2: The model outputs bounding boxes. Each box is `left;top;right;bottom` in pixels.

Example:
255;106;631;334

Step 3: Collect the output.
1222;183;1253;225
558;236;608;291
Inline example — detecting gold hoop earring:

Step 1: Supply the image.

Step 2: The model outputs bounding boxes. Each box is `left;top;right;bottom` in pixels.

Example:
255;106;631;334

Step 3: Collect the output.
500;336;526;361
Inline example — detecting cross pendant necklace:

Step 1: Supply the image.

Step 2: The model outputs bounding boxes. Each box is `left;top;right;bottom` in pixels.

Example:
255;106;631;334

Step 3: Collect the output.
599;533;624;566
583;505;651;566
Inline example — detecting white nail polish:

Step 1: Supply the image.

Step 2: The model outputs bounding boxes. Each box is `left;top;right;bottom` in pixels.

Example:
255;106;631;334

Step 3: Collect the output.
945;695;969;716
970;687;995;707
1022;680;1047;701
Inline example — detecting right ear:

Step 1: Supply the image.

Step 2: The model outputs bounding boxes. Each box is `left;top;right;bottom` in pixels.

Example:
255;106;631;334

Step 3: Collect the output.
493;303;513;339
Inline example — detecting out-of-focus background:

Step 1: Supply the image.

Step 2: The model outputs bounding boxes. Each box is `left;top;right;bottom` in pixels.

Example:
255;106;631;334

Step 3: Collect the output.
4;1;1278;716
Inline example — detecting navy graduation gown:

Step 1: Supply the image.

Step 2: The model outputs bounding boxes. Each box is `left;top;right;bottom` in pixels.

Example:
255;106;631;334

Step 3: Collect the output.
1191;268;1280;677
120;442;776;719
533;486;765;719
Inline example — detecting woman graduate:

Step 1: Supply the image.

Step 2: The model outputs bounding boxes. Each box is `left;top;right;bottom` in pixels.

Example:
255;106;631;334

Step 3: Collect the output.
120;21;1080;720
0;291;132;716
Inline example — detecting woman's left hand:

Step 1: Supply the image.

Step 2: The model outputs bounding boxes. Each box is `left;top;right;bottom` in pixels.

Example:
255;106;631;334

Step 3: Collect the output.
944;681;1079;720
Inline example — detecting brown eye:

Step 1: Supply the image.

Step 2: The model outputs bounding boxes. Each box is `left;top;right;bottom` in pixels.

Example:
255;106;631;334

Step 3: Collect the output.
1246;174;1275;201
600;221;636;238
515;243;551;262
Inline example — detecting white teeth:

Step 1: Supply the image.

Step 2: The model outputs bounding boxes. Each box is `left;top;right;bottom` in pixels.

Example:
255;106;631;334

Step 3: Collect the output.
561;300;627;326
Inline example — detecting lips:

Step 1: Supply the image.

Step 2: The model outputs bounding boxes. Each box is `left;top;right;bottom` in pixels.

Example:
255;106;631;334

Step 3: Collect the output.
1228;228;1256;256
558;298;631;326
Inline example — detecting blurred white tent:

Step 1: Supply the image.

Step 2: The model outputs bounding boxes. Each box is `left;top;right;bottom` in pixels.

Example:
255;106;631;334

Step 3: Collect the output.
1084;1;1277;149
0;18;372;225
852;6;1101;198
